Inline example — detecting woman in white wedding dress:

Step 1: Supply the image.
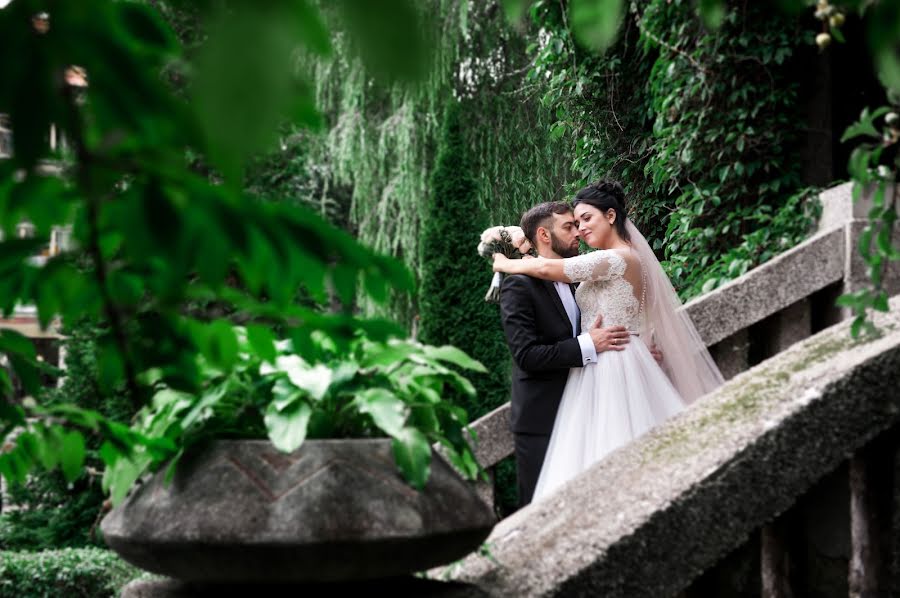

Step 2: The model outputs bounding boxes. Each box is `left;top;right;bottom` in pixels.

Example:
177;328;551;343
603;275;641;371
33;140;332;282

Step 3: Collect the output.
493;181;723;501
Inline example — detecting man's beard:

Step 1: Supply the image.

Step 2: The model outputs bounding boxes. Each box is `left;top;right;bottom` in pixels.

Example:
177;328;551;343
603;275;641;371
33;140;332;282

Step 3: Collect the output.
550;233;579;258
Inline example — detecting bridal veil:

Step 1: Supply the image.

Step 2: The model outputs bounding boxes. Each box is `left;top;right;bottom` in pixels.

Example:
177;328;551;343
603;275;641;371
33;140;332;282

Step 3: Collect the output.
627;221;724;403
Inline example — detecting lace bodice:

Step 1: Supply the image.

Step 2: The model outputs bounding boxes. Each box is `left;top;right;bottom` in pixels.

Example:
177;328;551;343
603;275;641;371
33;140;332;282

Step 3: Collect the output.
563;249;643;331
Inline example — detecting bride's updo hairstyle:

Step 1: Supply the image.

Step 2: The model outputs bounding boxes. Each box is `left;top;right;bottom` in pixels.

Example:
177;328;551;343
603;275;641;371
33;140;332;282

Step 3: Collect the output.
572;180;630;243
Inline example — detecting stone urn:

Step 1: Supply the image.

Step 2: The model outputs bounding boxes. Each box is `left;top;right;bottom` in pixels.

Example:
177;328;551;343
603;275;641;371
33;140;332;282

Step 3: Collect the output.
101;439;495;583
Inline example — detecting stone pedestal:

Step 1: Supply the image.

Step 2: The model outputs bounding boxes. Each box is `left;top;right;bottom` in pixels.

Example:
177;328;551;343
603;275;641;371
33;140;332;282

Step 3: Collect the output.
102;439;495;584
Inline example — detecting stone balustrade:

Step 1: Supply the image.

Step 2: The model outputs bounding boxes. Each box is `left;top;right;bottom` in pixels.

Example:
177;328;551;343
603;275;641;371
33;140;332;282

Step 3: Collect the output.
443;293;900;597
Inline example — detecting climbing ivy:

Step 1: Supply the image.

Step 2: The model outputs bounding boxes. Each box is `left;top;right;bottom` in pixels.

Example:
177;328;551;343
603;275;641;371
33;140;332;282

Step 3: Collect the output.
524;0;813;299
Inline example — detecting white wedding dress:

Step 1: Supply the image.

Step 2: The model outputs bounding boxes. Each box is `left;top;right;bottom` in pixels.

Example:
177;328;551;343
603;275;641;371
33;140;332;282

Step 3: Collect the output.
531;247;687;501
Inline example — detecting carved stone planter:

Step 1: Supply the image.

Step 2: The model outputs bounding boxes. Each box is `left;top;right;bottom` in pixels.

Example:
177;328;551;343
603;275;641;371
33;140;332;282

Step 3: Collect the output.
101;439;495;583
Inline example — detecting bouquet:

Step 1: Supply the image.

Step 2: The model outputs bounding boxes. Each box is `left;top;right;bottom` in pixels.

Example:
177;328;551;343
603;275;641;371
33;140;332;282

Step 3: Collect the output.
477;225;533;303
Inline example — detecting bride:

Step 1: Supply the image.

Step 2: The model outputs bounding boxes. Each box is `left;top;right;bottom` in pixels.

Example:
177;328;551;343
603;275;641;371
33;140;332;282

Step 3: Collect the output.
492;181;723;501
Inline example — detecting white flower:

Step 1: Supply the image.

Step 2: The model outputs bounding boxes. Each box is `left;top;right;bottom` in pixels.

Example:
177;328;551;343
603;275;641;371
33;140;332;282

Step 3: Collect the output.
480;226;504;244
508;226;525;245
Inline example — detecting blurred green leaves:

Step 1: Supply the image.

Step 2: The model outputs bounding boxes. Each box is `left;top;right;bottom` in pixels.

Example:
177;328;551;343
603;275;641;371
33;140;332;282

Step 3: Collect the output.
334;0;430;83
193;3;326;185
0;0;471;501
570;0;625;52
697;0;726;30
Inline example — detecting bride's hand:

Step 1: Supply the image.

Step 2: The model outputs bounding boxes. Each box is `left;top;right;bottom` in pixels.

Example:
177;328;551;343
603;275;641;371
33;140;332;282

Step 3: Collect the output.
492;253;509;272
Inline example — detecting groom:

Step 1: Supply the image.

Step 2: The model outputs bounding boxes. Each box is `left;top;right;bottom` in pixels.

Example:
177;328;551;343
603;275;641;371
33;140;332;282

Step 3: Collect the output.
499;201;631;507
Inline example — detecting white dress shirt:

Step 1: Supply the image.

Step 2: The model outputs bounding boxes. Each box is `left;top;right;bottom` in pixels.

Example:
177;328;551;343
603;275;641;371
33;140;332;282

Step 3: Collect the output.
553;281;598;366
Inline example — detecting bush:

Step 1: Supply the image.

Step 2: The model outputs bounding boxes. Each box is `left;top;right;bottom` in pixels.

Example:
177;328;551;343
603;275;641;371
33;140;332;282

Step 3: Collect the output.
0;548;143;598
419;100;516;513
418;101;511;416
1;322;131;551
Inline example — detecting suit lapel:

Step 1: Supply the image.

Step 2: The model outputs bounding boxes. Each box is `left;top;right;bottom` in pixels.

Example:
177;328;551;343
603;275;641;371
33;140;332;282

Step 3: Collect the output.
541;280;572;331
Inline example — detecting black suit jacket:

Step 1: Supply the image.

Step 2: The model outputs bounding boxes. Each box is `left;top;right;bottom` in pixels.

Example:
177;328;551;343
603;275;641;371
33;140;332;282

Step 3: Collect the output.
499;274;583;435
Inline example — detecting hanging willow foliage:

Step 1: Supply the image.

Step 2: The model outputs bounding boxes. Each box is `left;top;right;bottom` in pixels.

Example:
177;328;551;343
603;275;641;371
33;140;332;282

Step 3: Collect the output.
308;0;573;323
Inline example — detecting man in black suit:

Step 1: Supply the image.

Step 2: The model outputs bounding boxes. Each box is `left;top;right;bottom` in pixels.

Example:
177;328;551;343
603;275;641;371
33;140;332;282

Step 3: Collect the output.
499;201;631;507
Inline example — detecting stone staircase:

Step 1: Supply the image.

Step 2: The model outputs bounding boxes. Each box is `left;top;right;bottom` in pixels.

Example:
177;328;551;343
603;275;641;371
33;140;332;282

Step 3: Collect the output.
448;182;900;597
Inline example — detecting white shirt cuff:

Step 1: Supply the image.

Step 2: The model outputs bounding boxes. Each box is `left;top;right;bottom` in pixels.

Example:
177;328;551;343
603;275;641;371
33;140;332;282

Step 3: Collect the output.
577;333;598;366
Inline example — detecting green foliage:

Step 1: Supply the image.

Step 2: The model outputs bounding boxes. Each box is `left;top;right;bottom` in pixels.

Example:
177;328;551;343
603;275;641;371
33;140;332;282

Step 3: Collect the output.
0;548;142;598
693;187;823;296
419;101;511;418
699;0;900;346
0;322;132;551
570;0;625;52
527;0;812;299
310;1;573;322
837;100;900;337
0;0;487;504
640;1;807;298
102;329;485;500
0;483;101;551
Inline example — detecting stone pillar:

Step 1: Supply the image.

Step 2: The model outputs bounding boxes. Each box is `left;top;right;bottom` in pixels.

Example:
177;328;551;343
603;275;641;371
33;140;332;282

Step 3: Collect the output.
849;440;894;598
711;329;750;381
761;520;793;598
772;299;812;353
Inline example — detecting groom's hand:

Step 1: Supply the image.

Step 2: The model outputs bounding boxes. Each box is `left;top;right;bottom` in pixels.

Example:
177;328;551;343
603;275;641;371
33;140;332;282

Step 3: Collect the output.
588;314;629;353
650;345;663;365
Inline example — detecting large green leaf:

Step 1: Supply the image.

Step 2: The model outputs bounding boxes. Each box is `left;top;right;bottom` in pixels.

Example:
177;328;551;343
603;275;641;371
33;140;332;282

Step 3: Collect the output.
353;388;407;438
193;7;320;185
391;427;431;490
841;107;891;143
0;329;36;360
264;355;335;401
246;325;278;364
264;399;312;453
422;345;488;373
359;340;418;368
60;430;86;483
336;0;430;83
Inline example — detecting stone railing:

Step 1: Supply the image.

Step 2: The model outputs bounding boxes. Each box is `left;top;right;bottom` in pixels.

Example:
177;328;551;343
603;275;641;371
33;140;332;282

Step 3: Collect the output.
444;294;900;597
467;181;900;512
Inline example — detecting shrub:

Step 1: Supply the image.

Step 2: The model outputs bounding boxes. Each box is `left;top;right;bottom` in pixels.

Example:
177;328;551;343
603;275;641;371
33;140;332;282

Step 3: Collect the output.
1;322;130;551
418;101;511;418
0;548;143;598
419;100;516;513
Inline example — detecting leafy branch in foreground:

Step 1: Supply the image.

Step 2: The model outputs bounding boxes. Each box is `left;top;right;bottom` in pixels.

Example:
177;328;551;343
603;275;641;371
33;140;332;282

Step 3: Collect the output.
0;0;463;502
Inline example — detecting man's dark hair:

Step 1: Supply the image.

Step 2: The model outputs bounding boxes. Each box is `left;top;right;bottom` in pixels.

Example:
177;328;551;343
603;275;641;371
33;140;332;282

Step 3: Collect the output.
519;201;572;244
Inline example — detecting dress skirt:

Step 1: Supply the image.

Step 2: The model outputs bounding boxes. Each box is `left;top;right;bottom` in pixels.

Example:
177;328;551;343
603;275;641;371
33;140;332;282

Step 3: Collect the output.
532;335;686;502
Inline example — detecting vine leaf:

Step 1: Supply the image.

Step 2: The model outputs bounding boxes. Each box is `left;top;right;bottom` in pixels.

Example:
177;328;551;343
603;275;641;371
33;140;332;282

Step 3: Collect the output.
264;399;312;453
840;107;890;143
392;427;431;490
